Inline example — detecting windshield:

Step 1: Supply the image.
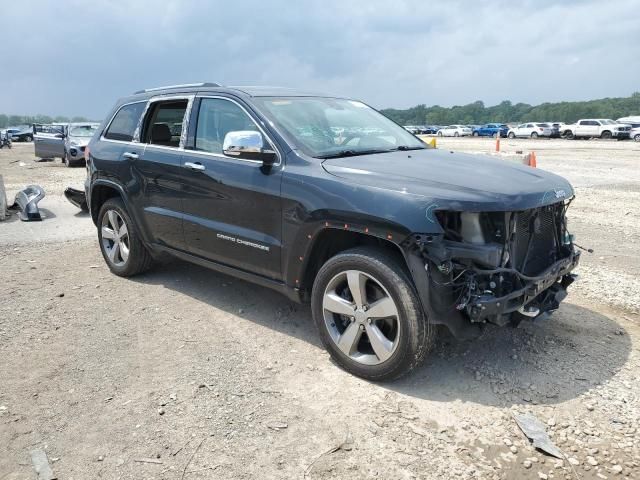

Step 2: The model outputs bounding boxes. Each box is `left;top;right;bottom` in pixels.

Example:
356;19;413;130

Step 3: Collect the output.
70;125;98;137
253;97;426;158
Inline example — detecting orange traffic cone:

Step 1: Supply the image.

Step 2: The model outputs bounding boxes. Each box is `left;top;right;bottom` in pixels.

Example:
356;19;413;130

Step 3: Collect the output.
529;151;537;168
495;135;500;152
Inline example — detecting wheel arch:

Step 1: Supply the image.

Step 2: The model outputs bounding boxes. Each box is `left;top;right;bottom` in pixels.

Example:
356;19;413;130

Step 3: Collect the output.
89;180;126;225
297;228;410;299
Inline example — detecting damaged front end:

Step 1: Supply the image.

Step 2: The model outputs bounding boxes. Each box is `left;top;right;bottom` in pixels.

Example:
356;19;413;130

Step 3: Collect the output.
404;201;580;338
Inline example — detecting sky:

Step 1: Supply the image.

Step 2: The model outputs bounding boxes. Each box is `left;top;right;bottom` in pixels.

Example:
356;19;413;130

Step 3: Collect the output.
1;0;639;119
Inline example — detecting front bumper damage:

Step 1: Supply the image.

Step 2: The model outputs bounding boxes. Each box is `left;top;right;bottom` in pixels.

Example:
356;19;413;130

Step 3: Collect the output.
403;204;580;339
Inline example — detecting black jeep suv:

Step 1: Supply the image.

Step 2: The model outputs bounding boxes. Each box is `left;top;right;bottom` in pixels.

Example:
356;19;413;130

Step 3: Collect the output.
85;83;579;380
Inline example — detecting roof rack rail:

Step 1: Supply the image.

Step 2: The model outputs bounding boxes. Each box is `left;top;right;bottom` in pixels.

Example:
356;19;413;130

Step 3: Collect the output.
133;82;221;94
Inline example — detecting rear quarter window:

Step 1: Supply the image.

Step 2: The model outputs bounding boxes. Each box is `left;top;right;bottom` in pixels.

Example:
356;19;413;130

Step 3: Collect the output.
104;102;146;142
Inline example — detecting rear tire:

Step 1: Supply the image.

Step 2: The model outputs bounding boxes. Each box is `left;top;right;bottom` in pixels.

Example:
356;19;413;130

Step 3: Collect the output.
454;132;459;137
98;198;154;277
311;247;434;381
531;132;538;139
472;131;479;137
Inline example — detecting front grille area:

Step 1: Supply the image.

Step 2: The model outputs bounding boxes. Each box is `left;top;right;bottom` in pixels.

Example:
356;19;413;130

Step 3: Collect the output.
513;204;562;275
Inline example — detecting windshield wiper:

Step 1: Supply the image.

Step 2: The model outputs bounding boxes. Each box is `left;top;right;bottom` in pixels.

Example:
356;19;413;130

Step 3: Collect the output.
388;145;426;151
316;149;391;159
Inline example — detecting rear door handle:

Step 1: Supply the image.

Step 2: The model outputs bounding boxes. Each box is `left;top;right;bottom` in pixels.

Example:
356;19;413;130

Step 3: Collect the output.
123;152;139;160
184;162;205;171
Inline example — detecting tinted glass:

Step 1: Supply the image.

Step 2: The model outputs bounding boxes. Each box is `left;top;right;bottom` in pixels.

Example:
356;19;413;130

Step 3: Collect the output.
195;98;260;155
104;102;146;142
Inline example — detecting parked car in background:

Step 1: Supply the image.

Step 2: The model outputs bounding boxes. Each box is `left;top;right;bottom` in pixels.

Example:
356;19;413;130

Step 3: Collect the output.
507;123;554;139
415;125;439;135
403;126;420;134
616;118;640;133
6;126;33;142
561;119;631;139
617;116;640;126
34;122;99;166
437;124;473;137
630;127;640;142
62;123;100;166
472;123;509;138
427;125;440;134
545;122;564;138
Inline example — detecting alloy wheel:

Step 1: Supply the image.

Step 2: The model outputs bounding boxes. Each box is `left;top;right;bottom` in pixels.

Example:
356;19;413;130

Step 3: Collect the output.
322;270;400;366
101;210;130;267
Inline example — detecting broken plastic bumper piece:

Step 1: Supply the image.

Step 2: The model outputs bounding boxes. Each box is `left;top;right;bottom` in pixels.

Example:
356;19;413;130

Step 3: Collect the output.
64;187;88;212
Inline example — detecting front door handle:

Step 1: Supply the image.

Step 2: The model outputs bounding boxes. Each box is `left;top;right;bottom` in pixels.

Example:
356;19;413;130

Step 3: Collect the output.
123;152;139;160
184;162;205;171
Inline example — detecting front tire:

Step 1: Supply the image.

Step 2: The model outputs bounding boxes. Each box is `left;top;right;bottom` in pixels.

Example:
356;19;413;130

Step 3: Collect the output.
98;198;154;277
601;131;612;139
508;132;515;139
311;247;434;381
454;132;459;137
472;132;479;137
634;134;640;142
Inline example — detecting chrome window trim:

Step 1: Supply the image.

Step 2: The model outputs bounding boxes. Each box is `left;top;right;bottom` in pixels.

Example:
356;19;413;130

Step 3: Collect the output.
193;95;282;167
133;94;195;149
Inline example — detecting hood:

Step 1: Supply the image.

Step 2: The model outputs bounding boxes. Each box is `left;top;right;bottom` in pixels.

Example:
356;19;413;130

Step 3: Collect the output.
68;136;91;147
322;149;574;211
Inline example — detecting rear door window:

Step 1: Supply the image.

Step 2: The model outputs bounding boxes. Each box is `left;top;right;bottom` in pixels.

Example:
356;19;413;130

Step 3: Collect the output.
141;100;188;148
104;102;146;142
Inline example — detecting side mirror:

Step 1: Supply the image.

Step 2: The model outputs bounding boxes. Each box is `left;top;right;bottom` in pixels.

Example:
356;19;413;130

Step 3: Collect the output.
223;131;276;166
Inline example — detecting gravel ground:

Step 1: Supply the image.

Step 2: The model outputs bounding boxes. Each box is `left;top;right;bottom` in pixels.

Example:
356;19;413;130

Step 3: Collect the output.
0;140;639;479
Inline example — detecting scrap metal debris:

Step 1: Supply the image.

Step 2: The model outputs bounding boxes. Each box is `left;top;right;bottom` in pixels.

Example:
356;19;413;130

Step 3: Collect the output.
30;448;56;480
10;185;45;221
513;413;563;459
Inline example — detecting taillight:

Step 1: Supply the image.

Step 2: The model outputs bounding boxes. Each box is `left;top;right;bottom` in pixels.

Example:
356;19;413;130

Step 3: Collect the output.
84;145;91;162
539;128;544;131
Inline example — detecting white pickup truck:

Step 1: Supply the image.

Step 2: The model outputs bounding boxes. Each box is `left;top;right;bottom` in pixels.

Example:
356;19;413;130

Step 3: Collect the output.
561;119;631;139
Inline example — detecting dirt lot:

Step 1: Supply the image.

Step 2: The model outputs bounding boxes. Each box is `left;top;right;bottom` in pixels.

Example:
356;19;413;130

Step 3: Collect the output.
1;139;639;480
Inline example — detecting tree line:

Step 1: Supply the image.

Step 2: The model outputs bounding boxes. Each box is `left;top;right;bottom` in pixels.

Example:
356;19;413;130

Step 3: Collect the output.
0;114;94;129
381;92;640;126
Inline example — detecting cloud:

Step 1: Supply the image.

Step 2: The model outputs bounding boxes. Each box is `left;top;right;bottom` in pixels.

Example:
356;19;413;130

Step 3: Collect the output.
1;0;638;118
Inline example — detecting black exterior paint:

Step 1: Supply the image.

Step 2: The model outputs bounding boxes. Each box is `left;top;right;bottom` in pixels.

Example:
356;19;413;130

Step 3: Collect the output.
85;85;577;314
